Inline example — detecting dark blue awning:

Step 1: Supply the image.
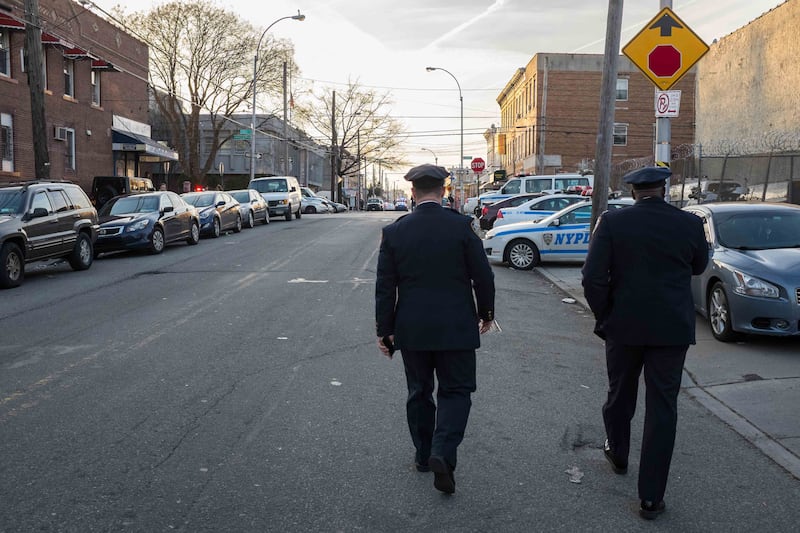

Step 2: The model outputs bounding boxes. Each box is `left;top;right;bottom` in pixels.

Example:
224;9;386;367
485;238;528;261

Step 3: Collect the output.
112;129;178;162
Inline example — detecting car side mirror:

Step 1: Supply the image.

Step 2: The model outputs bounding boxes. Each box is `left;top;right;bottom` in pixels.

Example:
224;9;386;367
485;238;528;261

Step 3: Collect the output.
27;207;50;220
550;219;561;227
162;206;174;213
216;201;225;207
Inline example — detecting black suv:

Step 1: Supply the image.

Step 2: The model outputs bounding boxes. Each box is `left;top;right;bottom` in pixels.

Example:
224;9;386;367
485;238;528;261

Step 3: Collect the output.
0;181;99;289
91;175;155;210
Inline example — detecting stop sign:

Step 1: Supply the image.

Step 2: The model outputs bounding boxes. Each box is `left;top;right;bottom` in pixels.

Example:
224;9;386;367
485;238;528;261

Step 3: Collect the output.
648;45;681;77
470;157;486;173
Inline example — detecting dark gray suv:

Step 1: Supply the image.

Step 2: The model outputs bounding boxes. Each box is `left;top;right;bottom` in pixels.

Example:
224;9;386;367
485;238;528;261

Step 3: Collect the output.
0;181;99;289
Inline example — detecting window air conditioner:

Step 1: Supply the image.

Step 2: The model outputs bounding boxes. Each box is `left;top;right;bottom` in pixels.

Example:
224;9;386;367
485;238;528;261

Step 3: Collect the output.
54;127;69;141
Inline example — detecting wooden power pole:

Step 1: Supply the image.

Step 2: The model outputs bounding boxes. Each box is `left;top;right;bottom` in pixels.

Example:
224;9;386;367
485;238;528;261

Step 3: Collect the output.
591;0;624;231
329;90;337;200
23;0;49;178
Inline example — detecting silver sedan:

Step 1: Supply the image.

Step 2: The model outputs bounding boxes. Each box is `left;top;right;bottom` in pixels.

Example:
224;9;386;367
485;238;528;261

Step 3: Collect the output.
684;202;800;341
229;189;269;228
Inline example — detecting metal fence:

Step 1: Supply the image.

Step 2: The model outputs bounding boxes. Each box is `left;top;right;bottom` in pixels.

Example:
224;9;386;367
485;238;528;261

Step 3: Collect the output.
610;136;800;206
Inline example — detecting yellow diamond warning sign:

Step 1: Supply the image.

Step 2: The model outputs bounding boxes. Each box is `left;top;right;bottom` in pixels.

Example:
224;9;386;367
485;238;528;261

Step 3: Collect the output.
622;7;709;90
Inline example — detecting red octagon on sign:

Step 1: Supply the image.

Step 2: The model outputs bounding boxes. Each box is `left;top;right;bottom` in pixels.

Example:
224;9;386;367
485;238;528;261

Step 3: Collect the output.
471;157;486;173
648;45;681;77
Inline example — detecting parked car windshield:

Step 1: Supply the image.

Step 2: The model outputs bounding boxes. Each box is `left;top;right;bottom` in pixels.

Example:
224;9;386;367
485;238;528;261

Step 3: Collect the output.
252;179;288;193
0;188;24;214
183;193;216;208
715;211;800;250
101;195;160;215
230;191;251;203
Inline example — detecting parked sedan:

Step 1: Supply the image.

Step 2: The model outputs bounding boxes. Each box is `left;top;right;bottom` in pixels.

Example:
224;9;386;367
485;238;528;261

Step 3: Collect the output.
684;202;800;341
95;192;200;255
229;189;269;228
323;199;348;213
479;193;543;230
301;196;331;214
483;199;634;270
494;194;589;228
181;191;242;237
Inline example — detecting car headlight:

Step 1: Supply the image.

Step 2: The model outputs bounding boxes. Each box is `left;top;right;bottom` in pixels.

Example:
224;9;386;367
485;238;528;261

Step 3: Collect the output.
277;199;288;205
126;219;150;232
727;268;780;299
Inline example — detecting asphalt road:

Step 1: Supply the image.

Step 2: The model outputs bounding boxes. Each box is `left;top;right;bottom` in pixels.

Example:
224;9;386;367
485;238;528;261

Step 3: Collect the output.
1;211;798;532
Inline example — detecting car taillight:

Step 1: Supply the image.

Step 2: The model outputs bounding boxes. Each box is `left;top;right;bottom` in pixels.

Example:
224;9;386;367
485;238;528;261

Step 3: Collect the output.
497;210;504;219
482;206;488;216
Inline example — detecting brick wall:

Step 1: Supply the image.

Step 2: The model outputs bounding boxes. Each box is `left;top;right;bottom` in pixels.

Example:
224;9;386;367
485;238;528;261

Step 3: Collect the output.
0;0;149;192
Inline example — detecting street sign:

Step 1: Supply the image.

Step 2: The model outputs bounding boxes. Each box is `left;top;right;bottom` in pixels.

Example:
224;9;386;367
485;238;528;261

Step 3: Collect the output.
239;129;252;135
470;157;486;173
622;7;709;90
233;134;249;140
655;90;681;117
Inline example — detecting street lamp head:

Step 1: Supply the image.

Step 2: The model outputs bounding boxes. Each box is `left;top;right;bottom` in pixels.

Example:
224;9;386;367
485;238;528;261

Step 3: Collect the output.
292;10;306;21
425;67;436;72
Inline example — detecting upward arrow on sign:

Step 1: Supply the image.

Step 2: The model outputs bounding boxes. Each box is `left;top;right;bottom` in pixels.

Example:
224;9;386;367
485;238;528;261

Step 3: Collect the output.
649;13;683;36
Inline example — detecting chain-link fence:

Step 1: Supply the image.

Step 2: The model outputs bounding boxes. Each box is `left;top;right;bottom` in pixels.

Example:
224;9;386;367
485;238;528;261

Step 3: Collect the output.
609;133;800;206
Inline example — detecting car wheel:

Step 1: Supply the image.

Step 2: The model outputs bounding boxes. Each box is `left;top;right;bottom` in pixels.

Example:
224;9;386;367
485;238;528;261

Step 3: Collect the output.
285;210;293;221
262;210;269;224
68;233;94;270
1;242;24;289
211;217;221;238
233;215;242;233
246;211;255;228
187;221;200;245
149;227;165;254
709;281;739;342
304;206;316;214
505;238;540;270
295;206;302;219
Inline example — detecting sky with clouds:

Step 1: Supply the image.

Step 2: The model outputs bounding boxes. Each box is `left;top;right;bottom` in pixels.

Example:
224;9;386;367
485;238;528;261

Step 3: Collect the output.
91;0;786;186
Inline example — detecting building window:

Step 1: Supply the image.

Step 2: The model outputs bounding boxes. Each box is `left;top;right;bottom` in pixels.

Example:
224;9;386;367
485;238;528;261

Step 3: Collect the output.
1;113;13;172
91;70;100;105
64;127;75;170
613;123;628;146
64;59;74;97
0;30;10;77
616;78;628;101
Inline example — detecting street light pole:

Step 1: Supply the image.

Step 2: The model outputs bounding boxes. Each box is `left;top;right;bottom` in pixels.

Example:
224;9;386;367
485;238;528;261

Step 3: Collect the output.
426;66;462;207
250;10;305;182
421;147;438;166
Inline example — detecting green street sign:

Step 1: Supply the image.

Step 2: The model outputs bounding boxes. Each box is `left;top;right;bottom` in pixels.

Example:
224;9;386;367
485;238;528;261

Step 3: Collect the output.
239;129;252;135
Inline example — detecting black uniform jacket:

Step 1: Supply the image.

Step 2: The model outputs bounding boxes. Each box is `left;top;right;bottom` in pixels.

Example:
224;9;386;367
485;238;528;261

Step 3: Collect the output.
376;202;495;351
581;197;709;346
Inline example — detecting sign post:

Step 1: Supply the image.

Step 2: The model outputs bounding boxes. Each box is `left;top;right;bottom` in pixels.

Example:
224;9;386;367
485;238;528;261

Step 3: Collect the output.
470;157;485;198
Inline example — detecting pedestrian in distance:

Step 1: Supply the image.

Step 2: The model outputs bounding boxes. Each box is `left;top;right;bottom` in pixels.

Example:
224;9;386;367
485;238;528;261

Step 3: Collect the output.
581;166;709;520
375;163;496;495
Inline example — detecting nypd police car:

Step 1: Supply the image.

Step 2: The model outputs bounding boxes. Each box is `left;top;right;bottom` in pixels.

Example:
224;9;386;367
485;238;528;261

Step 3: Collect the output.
493;193;589;228
483;198;634;270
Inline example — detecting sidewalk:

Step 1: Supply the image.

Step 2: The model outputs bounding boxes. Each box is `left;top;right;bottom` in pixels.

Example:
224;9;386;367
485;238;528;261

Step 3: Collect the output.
536;264;800;480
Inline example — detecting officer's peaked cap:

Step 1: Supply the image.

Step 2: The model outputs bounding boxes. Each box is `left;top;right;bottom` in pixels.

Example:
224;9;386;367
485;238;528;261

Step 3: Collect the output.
623;166;671;188
404;164;450;183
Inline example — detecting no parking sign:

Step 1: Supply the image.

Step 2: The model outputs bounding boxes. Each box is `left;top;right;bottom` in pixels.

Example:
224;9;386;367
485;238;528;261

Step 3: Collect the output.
655;90;681;117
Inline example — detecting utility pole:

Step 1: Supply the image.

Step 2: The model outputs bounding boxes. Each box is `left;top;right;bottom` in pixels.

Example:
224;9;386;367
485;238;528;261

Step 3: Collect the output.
329;91;337;201
591;0;624;232
282;61;289;175
24;0;49;178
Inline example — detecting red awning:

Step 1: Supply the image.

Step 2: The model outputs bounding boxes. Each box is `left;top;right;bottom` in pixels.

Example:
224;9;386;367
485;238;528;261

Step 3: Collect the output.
41;32;71;47
0;13;25;30
91;59;119;71
64;46;97;60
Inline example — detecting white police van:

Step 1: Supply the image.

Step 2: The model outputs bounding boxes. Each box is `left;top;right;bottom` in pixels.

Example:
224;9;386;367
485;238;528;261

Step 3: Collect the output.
479;174;593;207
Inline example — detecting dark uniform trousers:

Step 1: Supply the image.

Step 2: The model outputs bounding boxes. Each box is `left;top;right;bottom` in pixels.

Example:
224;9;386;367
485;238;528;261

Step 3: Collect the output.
401;349;476;470
603;339;688;503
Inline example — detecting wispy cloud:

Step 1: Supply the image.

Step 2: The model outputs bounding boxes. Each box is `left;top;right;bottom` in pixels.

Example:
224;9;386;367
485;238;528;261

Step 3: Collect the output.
424;0;506;50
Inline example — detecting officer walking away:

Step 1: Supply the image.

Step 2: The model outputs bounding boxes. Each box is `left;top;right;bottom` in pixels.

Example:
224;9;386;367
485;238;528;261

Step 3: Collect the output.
581;166;708;520
375;164;495;495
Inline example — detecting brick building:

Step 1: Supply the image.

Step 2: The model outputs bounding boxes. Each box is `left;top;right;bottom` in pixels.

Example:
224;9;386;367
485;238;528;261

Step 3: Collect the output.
0;0;176;191
494;53;696;180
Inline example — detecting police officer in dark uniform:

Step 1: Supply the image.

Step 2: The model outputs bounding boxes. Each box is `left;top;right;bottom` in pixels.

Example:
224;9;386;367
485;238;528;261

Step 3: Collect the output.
581;166;708;519
375;164;495;495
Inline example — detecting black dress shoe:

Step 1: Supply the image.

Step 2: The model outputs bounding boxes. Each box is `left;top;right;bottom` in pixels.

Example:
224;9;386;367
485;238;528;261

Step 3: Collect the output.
639;500;666;520
428;456;455;494
603;439;628;475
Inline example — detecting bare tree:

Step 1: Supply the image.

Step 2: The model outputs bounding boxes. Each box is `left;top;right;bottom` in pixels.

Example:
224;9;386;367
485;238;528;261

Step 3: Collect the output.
295;79;407;184
125;0;297;184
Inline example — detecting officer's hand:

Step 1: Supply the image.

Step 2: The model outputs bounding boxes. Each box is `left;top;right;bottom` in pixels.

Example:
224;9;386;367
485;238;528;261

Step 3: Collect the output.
377;335;395;359
479;320;492;334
